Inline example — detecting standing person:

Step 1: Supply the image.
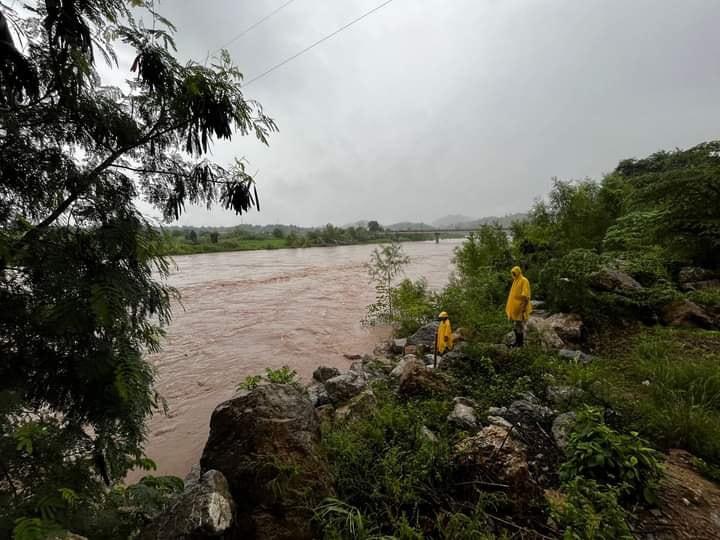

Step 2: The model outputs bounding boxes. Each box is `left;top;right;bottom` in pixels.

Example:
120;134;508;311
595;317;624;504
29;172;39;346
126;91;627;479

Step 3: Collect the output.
434;311;454;367
505;266;532;347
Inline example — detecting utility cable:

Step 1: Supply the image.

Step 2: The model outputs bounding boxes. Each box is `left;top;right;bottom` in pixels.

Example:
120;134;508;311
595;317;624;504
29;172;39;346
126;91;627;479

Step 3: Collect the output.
217;0;298;51
243;0;396;87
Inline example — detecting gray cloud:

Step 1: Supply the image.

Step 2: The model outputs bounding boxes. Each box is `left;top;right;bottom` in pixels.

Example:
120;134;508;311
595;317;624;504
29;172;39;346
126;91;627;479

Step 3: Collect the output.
122;0;720;226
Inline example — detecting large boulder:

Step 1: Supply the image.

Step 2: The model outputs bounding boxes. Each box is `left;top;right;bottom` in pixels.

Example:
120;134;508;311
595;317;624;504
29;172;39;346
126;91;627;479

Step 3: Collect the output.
398;359;449;397
661;299;716;329
545;313;584;345
324;370;368;404
589;268;643;292
140;470;234;539
406;321;439;348
527;315;565;350
306;382;330;407
200;384;331;540
335;389;377;422
447;397;480;431
312;366;340;383
505;395;553;423
454;425;536;499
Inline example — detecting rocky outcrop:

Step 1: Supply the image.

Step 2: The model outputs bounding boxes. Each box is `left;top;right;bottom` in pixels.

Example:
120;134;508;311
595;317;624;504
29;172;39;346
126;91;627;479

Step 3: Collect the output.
545;313;584;345
406;321;439;348
307;382;330;407
200;384;331;540
312;366;340;383
447;397;480;431
335;389;377;422
324;369;368;404
140;470;234;539
397;359;449;397
589;268;643;292
661;299;716;329
504;393;553;424
527;316;566;350
454;425;537;500
678;267;720;292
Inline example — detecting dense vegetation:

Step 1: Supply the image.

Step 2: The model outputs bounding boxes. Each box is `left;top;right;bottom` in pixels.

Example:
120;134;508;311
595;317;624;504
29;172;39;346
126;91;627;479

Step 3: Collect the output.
314;142;720;538
0;0;275;537
159;224;436;255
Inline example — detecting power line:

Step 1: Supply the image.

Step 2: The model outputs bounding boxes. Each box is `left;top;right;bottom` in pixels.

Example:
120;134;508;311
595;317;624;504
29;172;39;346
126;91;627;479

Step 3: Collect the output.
218;0;298;51
243;0;396;88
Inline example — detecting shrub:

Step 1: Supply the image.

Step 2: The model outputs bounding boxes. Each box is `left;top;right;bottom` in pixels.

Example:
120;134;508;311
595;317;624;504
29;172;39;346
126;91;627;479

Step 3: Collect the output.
550;478;632;540
559;407;662;503
390;278;436;336
538;249;603;316
265;366;298;385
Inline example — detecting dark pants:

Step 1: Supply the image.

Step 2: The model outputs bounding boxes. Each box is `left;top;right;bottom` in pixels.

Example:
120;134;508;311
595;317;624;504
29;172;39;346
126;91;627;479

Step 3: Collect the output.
512;320;527;347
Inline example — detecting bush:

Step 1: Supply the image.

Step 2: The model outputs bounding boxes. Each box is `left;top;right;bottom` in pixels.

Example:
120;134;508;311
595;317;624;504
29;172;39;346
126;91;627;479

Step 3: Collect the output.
559;407;662;503
550;478;632;540
538;249;603;316
390;278;436;337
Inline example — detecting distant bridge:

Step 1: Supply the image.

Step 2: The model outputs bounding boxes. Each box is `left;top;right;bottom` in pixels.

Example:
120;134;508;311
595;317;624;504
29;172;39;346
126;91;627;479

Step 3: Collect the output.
390;228;511;243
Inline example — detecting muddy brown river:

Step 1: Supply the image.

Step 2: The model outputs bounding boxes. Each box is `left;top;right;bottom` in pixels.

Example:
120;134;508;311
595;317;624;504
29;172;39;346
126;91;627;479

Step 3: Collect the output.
134;240;460;480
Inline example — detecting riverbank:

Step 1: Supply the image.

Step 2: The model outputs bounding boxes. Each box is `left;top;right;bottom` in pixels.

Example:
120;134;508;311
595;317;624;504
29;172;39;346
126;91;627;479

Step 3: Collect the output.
160;233;451;256
135;316;720;539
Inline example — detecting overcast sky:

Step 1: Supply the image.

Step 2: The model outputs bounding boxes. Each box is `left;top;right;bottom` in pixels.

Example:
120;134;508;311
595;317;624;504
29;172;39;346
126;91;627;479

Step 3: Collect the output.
120;0;720;227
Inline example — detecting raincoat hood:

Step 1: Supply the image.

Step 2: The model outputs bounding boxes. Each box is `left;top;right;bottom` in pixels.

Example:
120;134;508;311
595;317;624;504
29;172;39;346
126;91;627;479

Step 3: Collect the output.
511;266;523;279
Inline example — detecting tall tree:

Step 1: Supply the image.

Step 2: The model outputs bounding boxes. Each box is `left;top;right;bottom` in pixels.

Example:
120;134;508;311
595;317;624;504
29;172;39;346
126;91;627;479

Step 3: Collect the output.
0;0;276;534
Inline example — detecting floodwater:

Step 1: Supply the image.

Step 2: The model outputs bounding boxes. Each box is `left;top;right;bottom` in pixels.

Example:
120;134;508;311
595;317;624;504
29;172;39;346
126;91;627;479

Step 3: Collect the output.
133;240;461;480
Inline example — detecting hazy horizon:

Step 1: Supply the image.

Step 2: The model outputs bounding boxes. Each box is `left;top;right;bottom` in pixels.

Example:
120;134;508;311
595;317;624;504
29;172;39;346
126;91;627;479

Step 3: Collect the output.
110;0;720;227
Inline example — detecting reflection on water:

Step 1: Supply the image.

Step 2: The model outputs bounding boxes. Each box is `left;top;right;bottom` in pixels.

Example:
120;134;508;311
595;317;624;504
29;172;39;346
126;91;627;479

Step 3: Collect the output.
132;240;460;480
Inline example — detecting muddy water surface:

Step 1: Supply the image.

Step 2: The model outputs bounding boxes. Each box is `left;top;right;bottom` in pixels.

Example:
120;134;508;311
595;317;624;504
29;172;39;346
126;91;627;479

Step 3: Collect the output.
135;240;460;479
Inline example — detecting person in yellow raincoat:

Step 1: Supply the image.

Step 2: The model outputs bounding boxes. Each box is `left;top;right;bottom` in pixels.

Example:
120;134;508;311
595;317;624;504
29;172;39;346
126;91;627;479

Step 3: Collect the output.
505;266;532;347
435;312;454;366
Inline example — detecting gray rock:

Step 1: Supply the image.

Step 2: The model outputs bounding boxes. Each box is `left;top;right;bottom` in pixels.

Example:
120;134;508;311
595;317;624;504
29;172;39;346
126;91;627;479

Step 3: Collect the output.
392;338;407;354
546;385;585;407
307;382;330;407
325;370;368;404
312;366;340;383
527;316;565;350
589;268;643;292
390;357;412;379
545;313;584;344
184;463;201;487
398;359;449;397
407;321;439;347
200;384;330;540
488;415;513;429
140;470;234;539
487;406;508;417
552;412;577;451
558;348;594;364
678;267;718;284
335;389;377;422
661;299;716;330
421;425;438;443
448;397;479;430
507;399;553;422
454;425;537;500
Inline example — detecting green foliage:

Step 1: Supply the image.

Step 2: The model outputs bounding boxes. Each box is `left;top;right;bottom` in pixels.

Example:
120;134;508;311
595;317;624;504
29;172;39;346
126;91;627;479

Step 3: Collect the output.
538;249;603;316
320;384;457;537
0;0;275;533
560;407;662;503
265;366;298;385
550;478;632;540
454;225;513;276
389;278;436;336
366;242;410;324
692;457;720;483
238;374;263;390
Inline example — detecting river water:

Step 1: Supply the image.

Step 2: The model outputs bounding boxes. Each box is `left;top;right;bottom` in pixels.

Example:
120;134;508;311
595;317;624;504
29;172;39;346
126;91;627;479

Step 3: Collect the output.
134;240;461;480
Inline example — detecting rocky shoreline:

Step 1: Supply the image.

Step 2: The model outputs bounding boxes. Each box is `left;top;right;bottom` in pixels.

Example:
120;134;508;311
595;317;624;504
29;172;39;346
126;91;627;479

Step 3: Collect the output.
135;299;720;539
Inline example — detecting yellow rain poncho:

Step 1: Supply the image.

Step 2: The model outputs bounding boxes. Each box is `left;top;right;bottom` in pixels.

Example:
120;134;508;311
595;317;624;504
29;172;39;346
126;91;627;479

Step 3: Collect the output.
505;266;532;321
436;313;454;354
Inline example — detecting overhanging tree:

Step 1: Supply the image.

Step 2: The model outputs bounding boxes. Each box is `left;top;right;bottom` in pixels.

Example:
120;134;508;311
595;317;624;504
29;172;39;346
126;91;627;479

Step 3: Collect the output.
0;0;276;534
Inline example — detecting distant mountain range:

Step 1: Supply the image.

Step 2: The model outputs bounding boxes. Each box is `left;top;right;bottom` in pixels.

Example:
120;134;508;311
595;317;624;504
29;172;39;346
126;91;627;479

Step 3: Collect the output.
433;213;527;229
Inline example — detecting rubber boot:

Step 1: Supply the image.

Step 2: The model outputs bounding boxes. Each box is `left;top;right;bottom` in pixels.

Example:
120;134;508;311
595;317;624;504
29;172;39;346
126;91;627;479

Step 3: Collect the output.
515;331;524;348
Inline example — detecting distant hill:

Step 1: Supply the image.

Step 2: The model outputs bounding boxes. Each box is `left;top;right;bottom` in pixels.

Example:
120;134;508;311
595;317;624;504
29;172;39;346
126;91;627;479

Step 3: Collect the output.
432;214;474;228
432;213;527;229
386;222;434;231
